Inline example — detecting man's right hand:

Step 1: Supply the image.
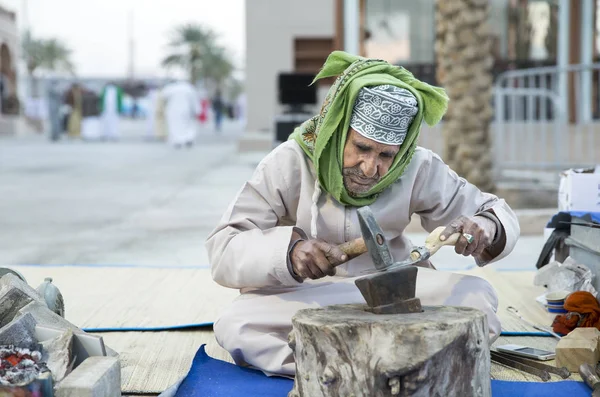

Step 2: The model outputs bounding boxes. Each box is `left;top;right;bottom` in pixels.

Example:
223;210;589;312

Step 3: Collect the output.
290;239;348;280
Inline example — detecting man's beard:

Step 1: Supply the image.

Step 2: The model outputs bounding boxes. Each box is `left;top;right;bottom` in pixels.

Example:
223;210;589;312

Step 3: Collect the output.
342;166;380;196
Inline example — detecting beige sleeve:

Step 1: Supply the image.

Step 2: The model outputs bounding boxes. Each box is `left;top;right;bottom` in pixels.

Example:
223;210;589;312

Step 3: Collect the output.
409;151;520;265
205;144;304;289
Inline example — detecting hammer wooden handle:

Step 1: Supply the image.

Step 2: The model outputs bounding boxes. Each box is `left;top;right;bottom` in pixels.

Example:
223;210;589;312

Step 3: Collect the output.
422;227;462;256
338;238;367;261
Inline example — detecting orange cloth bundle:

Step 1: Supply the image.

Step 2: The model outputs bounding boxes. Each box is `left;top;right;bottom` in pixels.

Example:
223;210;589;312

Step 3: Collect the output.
552;291;600;335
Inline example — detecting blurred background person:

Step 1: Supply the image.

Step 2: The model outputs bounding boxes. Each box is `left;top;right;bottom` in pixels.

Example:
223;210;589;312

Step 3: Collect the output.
197;83;209;126
81;85;102;141
162;79;200;148
64;82;83;139
47;79;63;141
145;84;168;141
100;82;124;141
211;89;224;133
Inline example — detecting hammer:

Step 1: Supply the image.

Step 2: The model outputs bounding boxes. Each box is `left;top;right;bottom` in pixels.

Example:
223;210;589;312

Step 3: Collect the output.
340;207;463;315
336;222;463;269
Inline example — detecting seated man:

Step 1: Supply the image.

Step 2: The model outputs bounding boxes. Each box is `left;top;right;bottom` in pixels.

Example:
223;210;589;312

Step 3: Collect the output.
206;51;520;377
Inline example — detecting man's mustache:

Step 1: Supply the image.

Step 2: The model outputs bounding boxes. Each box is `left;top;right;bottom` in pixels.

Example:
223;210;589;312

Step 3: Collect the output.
342;167;379;182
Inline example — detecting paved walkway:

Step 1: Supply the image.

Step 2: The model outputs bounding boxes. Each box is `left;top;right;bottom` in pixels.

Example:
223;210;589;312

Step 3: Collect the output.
1;120;258;267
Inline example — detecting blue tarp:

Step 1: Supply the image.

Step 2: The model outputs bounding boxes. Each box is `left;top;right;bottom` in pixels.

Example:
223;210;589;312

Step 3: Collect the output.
172;345;592;397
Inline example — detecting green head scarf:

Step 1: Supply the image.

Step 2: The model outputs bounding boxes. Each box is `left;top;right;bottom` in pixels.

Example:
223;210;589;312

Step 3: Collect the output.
289;51;449;207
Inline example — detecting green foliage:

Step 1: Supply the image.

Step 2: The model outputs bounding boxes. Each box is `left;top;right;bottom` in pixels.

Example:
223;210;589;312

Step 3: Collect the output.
22;31;75;76
161;23;237;90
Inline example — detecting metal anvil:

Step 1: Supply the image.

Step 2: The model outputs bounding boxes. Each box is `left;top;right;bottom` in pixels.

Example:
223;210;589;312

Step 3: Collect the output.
353;207;423;315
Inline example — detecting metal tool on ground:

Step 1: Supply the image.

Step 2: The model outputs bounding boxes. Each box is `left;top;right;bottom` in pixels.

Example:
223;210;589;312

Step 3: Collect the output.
491;350;570;379
506;306;562;339
579;363;600;396
490;351;552;381
344;206;463;314
337;211;466;275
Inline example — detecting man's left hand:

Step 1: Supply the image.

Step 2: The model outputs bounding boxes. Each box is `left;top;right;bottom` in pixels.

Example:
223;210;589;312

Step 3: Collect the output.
440;215;497;257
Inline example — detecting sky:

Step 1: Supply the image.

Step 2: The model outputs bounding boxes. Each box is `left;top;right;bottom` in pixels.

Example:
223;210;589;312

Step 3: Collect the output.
1;0;245;78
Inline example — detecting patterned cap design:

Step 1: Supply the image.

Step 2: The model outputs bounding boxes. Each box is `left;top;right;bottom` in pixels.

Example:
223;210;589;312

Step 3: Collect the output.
349;85;419;145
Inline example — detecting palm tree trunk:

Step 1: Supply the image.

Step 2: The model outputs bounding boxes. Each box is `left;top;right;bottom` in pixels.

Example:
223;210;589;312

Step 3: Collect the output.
435;0;495;192
190;67;197;85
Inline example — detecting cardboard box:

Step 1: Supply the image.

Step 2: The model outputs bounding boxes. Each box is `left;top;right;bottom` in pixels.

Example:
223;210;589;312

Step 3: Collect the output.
558;166;600;212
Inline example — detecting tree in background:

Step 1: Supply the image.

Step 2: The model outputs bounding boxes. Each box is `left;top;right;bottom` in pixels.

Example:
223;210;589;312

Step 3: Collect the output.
21;31;75;95
226;78;244;102
161;23;237;94
200;45;235;91
162;24;215;84
435;0;495;192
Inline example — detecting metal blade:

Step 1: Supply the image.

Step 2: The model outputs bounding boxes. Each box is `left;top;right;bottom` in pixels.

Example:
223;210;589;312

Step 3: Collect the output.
358;246;431;275
492;351;569;379
490;351;551;382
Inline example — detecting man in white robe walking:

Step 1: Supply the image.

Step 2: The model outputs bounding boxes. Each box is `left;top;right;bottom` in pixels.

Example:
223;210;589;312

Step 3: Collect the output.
206;52;520;377
161;80;200;148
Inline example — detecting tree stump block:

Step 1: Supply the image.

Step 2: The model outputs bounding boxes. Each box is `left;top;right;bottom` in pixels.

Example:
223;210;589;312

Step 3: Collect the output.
288;305;490;397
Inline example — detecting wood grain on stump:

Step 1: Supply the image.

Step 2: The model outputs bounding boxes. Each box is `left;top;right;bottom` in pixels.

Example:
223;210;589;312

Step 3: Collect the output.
288;305;490;397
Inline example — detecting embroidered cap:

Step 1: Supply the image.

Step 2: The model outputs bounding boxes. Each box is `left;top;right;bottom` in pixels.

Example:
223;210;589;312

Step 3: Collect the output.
349;84;419;145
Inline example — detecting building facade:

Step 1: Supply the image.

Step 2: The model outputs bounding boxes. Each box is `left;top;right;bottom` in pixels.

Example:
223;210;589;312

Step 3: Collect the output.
245;0;338;135
244;0;592;145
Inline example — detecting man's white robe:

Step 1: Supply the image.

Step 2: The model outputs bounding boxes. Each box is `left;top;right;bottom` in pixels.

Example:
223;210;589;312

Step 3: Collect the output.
206;140;520;376
101;85;121;140
162;81;199;146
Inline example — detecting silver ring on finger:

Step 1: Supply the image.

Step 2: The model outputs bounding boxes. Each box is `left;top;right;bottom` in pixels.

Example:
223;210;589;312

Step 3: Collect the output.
462;233;475;244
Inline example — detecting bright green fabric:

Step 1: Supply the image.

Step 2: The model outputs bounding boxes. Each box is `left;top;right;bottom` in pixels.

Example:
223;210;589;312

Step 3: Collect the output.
289;51;449;207
100;85;124;114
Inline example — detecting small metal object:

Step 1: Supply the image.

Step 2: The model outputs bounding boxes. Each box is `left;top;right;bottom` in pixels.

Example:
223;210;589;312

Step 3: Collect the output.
359;246;431;275
492;350;570;379
580;363;600;396
490;351;551;381
463;233;475;244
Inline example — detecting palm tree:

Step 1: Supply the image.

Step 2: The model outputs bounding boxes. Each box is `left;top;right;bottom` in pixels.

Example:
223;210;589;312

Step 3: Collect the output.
435;0;495;192
22;31;75;95
22;32;75;76
200;45;235;90
226;77;244;102
161;23;235;90
161;23;216;83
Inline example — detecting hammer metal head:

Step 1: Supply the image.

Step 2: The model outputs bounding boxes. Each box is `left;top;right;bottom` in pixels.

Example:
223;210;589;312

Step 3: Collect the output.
355;206;422;314
357;206;394;271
